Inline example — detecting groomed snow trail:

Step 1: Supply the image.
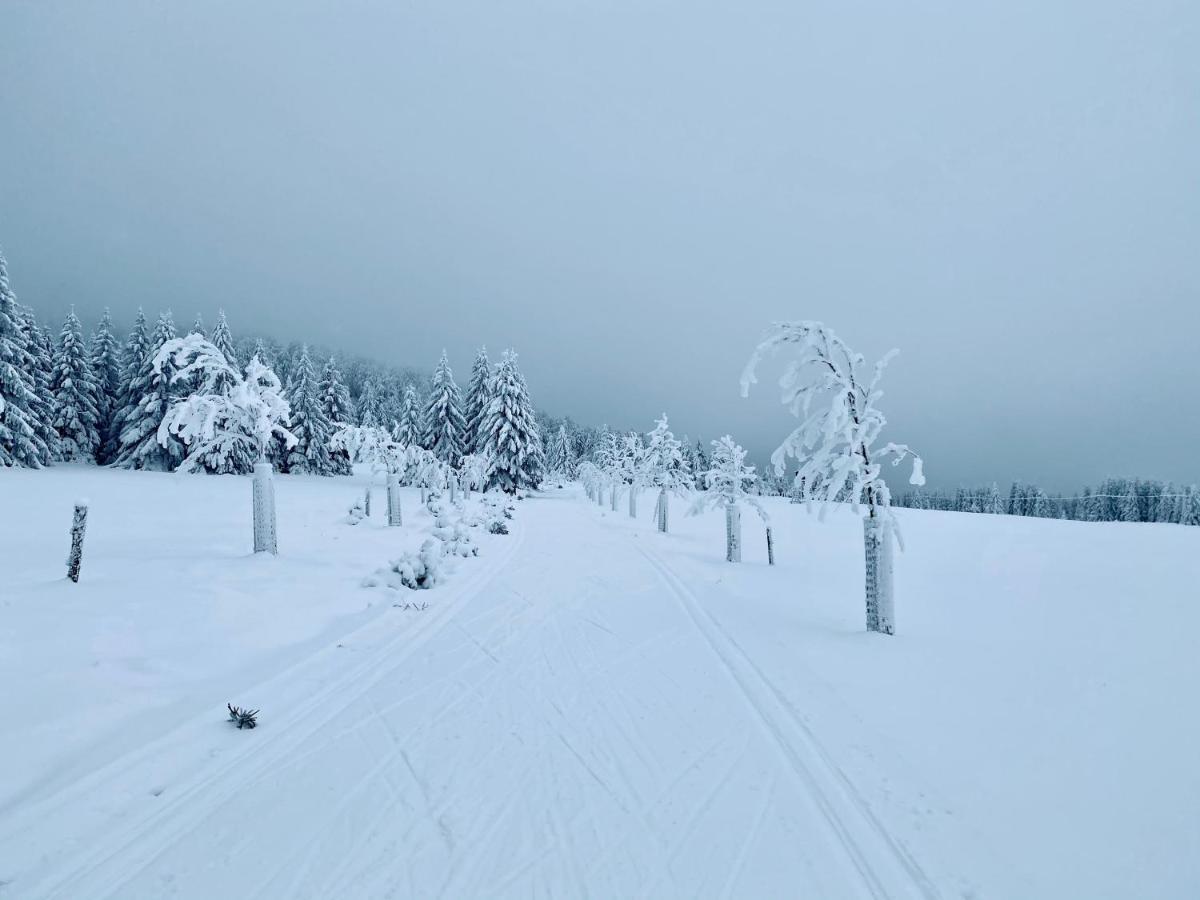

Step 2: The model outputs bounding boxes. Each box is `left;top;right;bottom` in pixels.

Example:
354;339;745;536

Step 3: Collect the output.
10;492;939;899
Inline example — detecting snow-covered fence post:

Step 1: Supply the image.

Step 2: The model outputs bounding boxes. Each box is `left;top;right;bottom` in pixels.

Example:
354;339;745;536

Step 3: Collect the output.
66;501;88;582
726;504;742;562
387;473;402;526
364;485;371;517
449;473;459;504
863;516;895;634
628;482;638;518
657;488;669;533
253;460;278;555
766;525;775;566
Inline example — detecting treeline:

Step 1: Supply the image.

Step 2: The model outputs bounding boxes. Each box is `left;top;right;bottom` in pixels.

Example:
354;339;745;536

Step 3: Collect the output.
894;478;1200;526
0;249;541;488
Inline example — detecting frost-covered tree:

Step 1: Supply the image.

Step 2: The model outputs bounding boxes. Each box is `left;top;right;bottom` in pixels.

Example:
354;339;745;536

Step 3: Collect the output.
318;356;354;475
210;309;237;366
462;346;492;455
88;309;122;461
742;321;924;635
153;335;295;472
481;350;542;493
690;436;768;561
423;351;466;466
547;424;577;481
115;311;185;470
458;451;494;495
693;439;710;489
285;346;337;475
49;309;103;461
396;384;423;447
597;429;624;509
190;313;206;338
0;251;48;468
643;414;693;532
106;308;150;463
16;308;59;465
356;378;382;428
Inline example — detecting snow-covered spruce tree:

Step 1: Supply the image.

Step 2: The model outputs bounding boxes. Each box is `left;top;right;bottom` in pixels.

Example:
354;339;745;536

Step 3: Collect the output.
547;424;576;482
396;384;423;447
742;321;924;635
356;378;381;428
690;436;768;562
88;309;122;461
620;431;647;518
16;308;59;464
105;308;150;463
154;336;296;552
190;313;206;338
693;439;710;489
423;351;467;466
285;346;336;475
50;308;103;462
0;252;49;467
643;414;693;532
210;309;237;366
318;356;355;475
115;311;185;470
462;346;492;455
481;350;542;493
597;429;623;510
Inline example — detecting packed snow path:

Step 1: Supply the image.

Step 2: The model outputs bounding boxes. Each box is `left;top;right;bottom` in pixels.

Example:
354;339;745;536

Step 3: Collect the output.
3;490;945;899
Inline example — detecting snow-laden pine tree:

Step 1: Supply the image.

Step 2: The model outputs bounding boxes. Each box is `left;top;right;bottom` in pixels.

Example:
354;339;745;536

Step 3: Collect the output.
50;308;102;461
547;424;576;480
481;350;541;493
693;439;710;489
190;313;206;337
742;321;924;635
210;309;237;366
0;251;48;468
643;414;693;532
690;436;768;561
619;431;647;517
396;384;423;447
106;309;151;463
318;356;355;475
356;378;381;428
423;351;467;466
16;308;59;464
88;309;122;462
115;310;185;470
285;346;337;475
462;346;492;455
153;335;295;472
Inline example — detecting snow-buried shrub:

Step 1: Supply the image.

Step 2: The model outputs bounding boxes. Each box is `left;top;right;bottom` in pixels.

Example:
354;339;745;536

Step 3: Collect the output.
434;519;478;557
365;539;445;591
346;497;366;525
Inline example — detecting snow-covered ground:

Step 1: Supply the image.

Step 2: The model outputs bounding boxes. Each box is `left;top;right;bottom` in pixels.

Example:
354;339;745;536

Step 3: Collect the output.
2;466;1198;898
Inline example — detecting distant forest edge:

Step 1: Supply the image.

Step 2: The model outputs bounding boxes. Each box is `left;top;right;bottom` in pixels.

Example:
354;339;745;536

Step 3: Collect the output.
2;249;1197;525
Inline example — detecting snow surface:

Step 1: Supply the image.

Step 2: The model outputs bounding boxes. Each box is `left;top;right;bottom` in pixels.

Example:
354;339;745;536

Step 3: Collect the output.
2;466;1198;898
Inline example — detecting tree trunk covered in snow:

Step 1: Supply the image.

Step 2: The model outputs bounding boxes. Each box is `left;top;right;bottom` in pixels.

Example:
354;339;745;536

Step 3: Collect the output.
657;488;669;533
387;473;402;526
725;504;741;562
628;483;637;518
253;460;278;555
610;484;619;512
863;515;895;635
364;486;371;517
449;475;459;504
66;502;88;583
766;525;775;566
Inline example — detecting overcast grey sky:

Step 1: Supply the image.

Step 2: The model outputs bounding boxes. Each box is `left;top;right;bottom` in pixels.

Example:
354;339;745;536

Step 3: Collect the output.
2;0;1197;490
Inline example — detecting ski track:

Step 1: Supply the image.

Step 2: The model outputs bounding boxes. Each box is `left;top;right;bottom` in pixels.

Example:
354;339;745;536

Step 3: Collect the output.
4;491;947;899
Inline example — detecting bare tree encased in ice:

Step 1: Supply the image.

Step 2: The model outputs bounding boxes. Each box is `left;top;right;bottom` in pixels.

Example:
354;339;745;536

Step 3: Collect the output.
741;321;924;634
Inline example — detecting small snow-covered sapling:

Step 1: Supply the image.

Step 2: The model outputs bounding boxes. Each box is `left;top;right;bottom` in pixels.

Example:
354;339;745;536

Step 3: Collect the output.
227;703;259;729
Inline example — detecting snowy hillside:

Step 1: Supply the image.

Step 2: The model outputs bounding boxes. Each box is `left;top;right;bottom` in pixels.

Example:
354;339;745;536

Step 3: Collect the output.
2;465;1198;898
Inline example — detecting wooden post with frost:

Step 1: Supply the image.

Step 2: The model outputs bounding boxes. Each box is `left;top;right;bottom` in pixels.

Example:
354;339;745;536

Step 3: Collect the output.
253;460;278;555
863;515;895;634
364;485;371;517
766;525;775;566
387;473;402;526
725;504;741;562
66;501;88;582
657;488;669;533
